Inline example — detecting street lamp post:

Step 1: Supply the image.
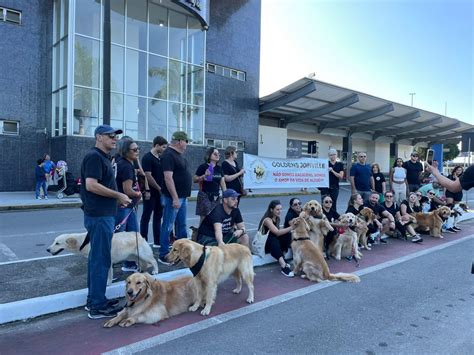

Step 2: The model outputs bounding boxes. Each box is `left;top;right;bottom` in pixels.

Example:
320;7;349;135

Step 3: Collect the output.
409;92;416;107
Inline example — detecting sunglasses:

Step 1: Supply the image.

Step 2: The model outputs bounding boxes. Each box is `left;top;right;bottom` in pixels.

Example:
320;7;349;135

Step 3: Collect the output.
428;192;435;195
358;155;367;158
385;195;393;198
292;202;301;206
323;200;332;204
104;133;118;139
415;194;422;197
130;147;140;152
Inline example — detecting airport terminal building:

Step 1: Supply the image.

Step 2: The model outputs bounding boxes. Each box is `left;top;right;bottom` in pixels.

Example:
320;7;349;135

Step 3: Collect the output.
0;0;261;191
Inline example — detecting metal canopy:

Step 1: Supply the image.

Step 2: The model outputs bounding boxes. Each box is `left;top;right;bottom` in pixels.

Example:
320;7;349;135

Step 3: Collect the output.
259;77;473;144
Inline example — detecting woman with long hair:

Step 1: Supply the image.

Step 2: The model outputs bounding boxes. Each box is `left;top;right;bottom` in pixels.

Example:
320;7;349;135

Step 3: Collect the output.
399;192;423;243
390;157;408;205
222;146;245;205
445;166;464;205
371;163;386;202
258;200;296;277
346;193;364;215
194;147;226;222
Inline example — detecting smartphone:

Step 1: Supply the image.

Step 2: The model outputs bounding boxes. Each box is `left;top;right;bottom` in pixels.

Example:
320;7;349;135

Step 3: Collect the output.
426;149;434;164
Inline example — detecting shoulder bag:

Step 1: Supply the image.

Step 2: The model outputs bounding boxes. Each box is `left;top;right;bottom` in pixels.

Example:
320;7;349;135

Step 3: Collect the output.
251;223;269;258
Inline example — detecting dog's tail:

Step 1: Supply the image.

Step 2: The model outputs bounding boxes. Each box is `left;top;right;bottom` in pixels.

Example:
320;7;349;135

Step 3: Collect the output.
328;273;360;283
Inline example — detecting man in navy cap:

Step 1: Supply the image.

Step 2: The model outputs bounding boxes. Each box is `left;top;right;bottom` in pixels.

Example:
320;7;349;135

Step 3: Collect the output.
80;124;131;319
196;189;249;247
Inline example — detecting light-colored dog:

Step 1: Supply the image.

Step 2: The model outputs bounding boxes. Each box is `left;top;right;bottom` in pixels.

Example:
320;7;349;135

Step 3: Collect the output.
412;206;451;238
104;273;196;327
47;231;159;284
329;213;362;261
167;239;255;316
303;199;324;219
306;214;334;252
291;216;360;283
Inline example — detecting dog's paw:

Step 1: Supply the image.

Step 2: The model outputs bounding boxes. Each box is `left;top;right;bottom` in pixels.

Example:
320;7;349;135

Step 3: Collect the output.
189;304;200;312
119;319;135;327
151;270;159;275
300;274;307;279
246;296;254;304
200;307;211;316
232;288;241;294
103;320;115;328
335;255;341;260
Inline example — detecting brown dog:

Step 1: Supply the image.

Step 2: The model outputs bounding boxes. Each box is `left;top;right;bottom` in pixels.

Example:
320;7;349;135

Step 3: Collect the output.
412;206;451;238
167;239;255;316
357;207;375;250
306;214;334;253
329;213;362;261
291;216;360;283
303;200;324;219
103;273;196;327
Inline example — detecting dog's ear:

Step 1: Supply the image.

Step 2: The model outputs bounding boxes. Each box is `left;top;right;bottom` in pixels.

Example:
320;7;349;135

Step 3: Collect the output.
180;244;192;264
66;238;77;248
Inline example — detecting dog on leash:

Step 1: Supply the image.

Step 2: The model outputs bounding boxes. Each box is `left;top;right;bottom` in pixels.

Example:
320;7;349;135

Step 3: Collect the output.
47;231;159;284
167;239;255;316
412;206;452;238
329;213;362;261
291;216;360;283
104;273;196;327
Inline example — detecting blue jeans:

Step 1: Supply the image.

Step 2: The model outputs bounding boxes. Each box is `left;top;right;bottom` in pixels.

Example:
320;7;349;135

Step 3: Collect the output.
115;207;139;268
84;215;115;310
159;195;187;258
35;180;47;198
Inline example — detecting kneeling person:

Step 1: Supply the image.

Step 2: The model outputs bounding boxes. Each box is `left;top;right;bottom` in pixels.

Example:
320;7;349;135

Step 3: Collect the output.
197;189;249;247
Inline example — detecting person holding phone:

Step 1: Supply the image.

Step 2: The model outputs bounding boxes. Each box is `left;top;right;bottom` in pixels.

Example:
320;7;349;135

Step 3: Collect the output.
426;162;474;192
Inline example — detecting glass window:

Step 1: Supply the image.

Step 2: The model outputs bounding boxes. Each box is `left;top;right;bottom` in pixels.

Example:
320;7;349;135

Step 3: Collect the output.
111;45;124;92
169;60;185;103
111;0;125;44
73;87;100;136
75;0;101;39
148;54;167;100
126;0;147;51
110;93;124;131
53;92;60;136
187;105;203;144
125;96;147;140
169;10;186;61
74;35;101;88
149;3;168;56
125;49;147;96
62;0;68;38
53;43;60;90
148;99;167;140
168;102;185;137
54;0;61;43
61;39;68;87
187;65;204;106
187;17;204;65
61;88;68;135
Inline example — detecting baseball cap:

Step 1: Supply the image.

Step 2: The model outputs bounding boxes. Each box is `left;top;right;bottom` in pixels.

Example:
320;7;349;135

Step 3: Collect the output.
171;131;192;142
223;189;240;198
94;124;123;136
411;151;419;156
328;148;337;155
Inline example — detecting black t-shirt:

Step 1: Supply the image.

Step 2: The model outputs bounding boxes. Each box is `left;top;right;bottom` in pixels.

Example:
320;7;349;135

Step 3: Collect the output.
364;201;386;219
198;204;243;238
284;208;299;228
345;205;362;215
460;166;474;190
195;163;224;195
372;172;385;193
383;202;398;217
142;151;164;195
328;161;344;188
323;208;340;223
400;200;422;214
222;160;243;192
80;147;117;217
116;157;137;195
161;147;192;198
403;160;423;185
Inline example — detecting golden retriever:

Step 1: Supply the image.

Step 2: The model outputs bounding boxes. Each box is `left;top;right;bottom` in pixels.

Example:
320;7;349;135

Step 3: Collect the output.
356;207;375;250
47;231;159;284
103;273;196;327
291;216;360;283
306;215;334;253
412;206;451;238
167;239;255;316
303;200;324;219
329;213;362;261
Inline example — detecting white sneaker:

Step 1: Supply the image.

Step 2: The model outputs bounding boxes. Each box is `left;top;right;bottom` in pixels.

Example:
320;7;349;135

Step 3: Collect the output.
44;196;48;200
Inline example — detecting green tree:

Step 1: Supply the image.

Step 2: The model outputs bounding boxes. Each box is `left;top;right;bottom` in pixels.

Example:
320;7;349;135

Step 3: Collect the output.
443;143;460;161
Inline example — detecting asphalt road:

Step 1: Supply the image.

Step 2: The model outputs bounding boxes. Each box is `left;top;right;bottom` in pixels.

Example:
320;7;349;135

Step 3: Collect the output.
0;191;350;263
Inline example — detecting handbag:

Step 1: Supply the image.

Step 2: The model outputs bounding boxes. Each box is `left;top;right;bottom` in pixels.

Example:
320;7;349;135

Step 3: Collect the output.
251;224;269;258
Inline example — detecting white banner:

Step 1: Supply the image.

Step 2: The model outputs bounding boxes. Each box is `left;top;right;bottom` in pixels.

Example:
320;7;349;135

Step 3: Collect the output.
243;153;329;189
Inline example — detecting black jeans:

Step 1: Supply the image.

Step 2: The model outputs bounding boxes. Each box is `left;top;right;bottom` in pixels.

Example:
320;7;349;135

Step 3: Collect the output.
265;234;291;261
140;193;163;245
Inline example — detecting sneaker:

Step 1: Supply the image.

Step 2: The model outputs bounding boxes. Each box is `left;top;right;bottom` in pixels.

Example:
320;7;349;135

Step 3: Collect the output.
152;244;160;248
121;264;139;272
88;304;123;319
380;239;388;244
36;197;41;200
411;235;423;243
158;256;171;266
85;298;120;311
281;264;294;277
452;226;461;231
447;227;457;233
44;196;48;200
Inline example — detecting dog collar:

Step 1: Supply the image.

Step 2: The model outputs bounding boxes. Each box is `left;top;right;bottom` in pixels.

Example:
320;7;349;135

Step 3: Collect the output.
79;232;90;251
190;245;207;277
292;237;310;242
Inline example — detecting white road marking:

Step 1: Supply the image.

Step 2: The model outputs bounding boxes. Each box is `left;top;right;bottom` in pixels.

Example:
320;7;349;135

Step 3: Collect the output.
1;229;83;239
0;253;73;266
104;234;474;354
0;242;18;261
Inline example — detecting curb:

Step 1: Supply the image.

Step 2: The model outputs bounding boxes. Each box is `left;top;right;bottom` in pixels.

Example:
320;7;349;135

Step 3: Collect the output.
0;253;285;325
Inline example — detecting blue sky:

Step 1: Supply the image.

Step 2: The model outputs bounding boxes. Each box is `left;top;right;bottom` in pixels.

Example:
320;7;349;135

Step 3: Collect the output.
260;0;473;124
